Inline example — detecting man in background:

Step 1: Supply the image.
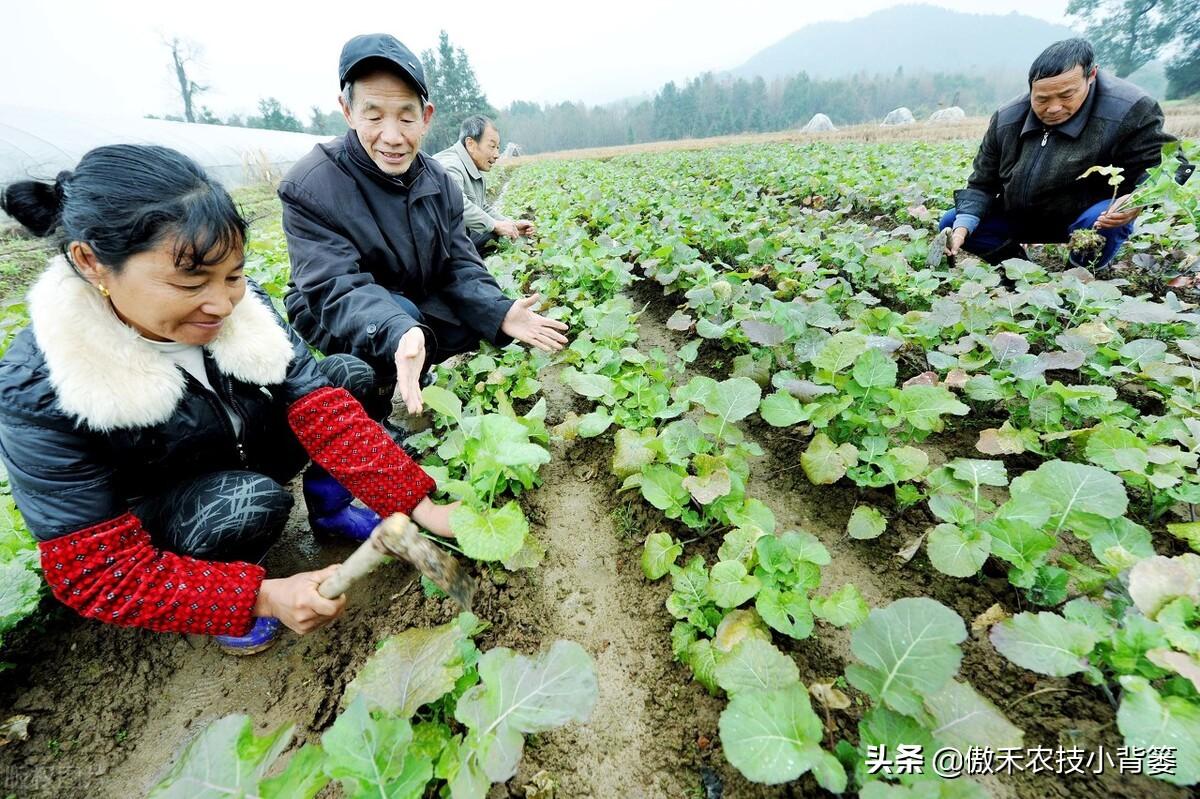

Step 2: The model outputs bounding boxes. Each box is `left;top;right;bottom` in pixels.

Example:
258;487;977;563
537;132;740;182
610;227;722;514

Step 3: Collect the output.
435;115;534;256
942;38;1188;270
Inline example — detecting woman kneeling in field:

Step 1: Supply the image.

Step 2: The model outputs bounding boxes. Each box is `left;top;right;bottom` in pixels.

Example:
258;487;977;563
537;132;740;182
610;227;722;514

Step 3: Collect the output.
0;144;454;654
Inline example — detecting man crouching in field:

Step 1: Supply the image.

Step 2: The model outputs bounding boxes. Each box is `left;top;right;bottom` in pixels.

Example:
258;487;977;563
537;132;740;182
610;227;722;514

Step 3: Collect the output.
434;115;535;257
278;33;567;420
942;38;1190;271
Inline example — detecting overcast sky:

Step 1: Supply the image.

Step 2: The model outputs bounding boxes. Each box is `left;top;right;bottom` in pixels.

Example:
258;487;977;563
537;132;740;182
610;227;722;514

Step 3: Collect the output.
1;1;1070;122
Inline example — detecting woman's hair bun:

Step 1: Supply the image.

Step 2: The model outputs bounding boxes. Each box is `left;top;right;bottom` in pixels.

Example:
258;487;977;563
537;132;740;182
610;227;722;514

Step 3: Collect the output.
1;173;67;238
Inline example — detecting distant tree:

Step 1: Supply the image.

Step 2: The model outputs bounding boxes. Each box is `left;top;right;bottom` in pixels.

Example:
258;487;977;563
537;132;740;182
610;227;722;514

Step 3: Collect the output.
196;106;222;125
1165;48;1200;98
420;31;496;152
308;105;348;136
1066;0;1195;78
165;37;208;123
246;98;304;132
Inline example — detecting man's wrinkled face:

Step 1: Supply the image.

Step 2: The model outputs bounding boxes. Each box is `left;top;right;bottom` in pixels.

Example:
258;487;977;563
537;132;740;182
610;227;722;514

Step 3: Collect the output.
1030;65;1096;127
340;69;435;175
465;125;501;172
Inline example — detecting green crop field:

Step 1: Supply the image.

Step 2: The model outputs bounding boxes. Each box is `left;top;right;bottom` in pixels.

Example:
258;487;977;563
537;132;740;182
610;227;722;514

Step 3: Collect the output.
2;136;1199;798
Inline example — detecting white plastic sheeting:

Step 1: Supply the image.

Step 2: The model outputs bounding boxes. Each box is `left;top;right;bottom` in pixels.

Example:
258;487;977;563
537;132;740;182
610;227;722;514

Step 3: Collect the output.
1;105;332;215
929;106;967;123
881;107;916;126
801;113;836;132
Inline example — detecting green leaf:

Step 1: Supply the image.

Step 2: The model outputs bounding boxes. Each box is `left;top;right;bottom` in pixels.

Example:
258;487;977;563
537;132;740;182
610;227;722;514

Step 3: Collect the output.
577;409;613;438
756;588;814;640
702;377;762;425
846;598;966;717
948;458;1009;488
714;638;800;696
887;446;930;481
718;526;765;565
1008;460;1128;533
801;433;858;485
452;502;528;561
926;680;1024;751
811;584;869;628
0;561;41;633
847;505;887;540
455;641;598;783
149;715;293;798
927;523;991;578
888;385;969;432
322;696;429;799
684;638;721;694
709;561;762;608
563;369;616;399
640;464;689;516
758;391;806;427
421;385;463;421
719;683;846;789
813;332;868;373
1117;676;1200;786
259;744;329;799
1086;426;1149;474
989;612;1098;676
642;532;682;580
1089;517;1156;570
852;348;898;388
666;557;711;623
985;518;1055;571
342;613;476;717
611;427;658;479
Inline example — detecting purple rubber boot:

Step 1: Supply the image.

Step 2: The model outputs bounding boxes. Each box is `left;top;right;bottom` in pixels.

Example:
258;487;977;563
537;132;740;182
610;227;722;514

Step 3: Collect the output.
215;616;282;656
302;465;380;543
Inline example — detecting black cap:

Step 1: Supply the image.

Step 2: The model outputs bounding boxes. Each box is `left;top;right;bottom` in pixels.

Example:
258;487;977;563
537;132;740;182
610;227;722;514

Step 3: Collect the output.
339;33;428;100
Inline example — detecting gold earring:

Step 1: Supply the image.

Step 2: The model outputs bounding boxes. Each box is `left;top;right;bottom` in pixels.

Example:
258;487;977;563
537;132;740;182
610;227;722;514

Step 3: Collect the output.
98;283;110;298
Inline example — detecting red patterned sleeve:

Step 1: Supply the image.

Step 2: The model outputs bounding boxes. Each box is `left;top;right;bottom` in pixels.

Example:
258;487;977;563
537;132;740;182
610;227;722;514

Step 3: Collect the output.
288;386;436;517
38;512;264;636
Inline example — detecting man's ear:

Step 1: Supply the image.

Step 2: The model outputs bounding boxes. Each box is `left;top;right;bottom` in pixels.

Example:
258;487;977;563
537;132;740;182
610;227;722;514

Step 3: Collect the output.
339;92;354;128
422;101;436;128
1088;64;1098;83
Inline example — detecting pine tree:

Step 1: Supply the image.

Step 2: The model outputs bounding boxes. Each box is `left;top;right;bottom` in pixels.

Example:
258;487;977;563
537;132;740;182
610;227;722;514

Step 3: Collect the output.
420;31;496;152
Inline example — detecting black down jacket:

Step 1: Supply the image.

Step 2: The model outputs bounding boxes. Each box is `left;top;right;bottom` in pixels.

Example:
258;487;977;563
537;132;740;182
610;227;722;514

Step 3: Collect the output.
0;263;327;540
954;71;1181;230
278;131;514;370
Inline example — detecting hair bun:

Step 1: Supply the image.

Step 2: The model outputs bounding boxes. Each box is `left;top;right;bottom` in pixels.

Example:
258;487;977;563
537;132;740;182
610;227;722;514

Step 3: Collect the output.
1;175;66;238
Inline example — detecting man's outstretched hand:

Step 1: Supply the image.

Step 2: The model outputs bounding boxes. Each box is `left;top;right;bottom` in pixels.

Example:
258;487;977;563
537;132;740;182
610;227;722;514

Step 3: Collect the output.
394;327;427;415
501;294;569;353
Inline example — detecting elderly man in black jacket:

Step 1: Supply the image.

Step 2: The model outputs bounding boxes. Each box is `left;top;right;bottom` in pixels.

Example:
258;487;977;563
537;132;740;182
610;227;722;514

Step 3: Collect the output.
942;38;1183;270
279;33;567;418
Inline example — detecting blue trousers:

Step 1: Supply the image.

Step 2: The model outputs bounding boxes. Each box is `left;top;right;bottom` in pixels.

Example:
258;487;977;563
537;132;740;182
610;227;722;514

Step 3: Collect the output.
940;199;1134;268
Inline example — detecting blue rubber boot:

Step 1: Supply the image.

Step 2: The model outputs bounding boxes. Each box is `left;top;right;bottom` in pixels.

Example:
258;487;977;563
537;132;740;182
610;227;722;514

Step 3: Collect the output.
302;465;380;543
215;616;282;656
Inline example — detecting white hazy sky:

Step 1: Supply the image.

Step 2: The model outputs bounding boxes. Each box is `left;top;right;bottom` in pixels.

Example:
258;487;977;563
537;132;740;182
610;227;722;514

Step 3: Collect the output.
1;1;1070;122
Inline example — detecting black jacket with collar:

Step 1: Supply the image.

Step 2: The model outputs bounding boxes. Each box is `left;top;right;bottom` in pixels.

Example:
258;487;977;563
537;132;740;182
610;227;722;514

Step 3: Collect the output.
954;71;1176;230
278;131;514;368
0;262;326;540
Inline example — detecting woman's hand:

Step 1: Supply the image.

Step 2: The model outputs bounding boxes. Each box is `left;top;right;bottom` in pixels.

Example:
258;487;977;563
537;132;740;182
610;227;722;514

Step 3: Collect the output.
253;564;347;634
411;497;461;539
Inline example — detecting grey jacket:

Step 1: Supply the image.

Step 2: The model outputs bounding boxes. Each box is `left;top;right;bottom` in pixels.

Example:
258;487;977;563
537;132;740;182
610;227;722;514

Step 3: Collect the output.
954;71;1175;231
433;140;507;235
